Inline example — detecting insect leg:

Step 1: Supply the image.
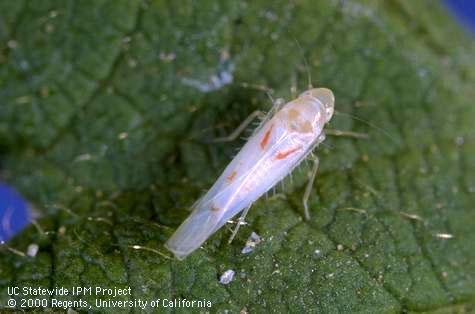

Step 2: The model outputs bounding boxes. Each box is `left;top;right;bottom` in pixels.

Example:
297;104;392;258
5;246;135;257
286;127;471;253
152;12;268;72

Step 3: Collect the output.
303;156;320;220
212;94;286;143
238;82;276;104
325;128;369;139
228;205;252;244
212;110;266;143
237;81;287;115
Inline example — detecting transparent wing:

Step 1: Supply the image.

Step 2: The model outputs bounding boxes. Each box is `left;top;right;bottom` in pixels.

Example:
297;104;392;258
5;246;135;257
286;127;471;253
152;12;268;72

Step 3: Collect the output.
165;128;292;259
195;128;291;212
164;204;222;260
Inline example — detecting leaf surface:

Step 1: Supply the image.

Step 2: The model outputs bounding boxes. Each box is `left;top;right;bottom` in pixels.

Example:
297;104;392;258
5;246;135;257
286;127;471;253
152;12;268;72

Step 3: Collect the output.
1;0;474;312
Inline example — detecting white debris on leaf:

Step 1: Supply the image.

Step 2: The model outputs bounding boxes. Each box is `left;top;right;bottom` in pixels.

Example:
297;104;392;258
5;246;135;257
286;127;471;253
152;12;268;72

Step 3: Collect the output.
219;269;235;285
435;233;454;239
181;62;234;92
27;243;39;257
181;49;235;93
241;231;261;254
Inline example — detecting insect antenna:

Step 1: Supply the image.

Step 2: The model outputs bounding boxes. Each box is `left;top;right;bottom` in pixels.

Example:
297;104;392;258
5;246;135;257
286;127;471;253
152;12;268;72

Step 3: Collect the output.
291;36;313;89
334;110;398;144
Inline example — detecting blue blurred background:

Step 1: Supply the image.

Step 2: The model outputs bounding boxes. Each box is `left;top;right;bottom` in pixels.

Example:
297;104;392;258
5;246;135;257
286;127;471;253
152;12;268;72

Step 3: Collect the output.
445;0;475;34
0;183;32;242
0;1;474;243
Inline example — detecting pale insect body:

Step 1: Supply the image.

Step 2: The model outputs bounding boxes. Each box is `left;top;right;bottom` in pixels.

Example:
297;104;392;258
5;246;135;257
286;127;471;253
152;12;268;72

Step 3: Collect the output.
165;88;335;260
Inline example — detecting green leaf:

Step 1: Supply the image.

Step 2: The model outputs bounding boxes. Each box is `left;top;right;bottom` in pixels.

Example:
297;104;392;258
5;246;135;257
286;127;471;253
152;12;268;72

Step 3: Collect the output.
1;0;474;313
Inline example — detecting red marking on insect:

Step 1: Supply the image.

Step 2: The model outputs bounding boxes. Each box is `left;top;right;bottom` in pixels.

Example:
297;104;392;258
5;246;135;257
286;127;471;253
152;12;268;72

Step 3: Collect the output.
275;146;302;160
260;124;274;149
210;204;221;212
226;171;237;183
